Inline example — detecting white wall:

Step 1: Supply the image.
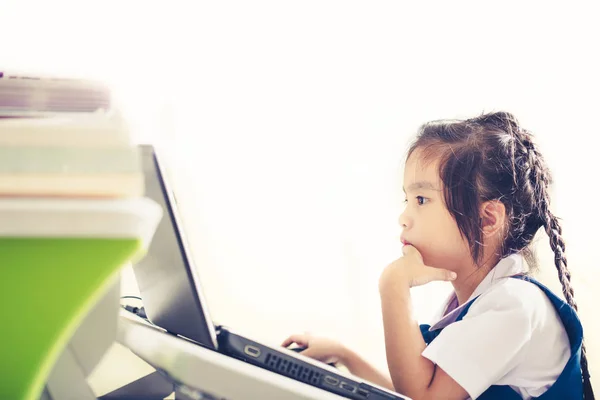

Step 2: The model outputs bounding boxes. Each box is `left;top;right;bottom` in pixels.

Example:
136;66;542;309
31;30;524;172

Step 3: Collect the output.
2;0;599;392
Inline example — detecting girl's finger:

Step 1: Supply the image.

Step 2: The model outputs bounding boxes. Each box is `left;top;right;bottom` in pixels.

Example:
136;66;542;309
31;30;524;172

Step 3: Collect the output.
402;244;423;262
281;334;308;347
424;266;457;283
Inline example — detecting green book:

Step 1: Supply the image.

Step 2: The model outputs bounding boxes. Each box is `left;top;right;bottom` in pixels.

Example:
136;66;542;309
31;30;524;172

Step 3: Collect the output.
0;197;162;400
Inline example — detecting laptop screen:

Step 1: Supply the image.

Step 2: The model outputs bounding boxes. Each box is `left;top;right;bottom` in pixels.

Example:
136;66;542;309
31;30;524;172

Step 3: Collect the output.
132;144;218;350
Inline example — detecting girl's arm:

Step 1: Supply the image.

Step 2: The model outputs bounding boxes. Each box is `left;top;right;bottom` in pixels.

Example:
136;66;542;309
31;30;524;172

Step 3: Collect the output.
281;334;394;391
379;279;433;395
379;246;469;400
338;346;395;391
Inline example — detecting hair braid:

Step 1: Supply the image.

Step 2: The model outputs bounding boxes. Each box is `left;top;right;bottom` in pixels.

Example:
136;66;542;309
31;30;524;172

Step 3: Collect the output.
519;131;595;399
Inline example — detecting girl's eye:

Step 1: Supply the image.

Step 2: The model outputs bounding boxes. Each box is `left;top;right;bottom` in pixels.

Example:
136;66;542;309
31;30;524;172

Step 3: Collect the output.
403;196;428;205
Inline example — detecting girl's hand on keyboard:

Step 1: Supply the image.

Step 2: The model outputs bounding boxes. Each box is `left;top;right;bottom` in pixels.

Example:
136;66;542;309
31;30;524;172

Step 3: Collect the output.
281;333;346;365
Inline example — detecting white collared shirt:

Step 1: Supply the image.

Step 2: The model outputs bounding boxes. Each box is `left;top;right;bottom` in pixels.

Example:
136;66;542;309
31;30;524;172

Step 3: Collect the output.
421;254;570;399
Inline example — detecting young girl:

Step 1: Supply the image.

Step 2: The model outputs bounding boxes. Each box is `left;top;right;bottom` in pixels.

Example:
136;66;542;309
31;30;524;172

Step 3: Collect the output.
282;111;593;399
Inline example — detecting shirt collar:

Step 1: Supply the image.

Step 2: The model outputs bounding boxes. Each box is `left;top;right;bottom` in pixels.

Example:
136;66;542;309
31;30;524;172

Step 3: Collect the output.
428;253;526;331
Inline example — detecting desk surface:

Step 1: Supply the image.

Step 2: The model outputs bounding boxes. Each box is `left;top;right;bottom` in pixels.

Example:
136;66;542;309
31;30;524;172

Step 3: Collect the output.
117;310;349;400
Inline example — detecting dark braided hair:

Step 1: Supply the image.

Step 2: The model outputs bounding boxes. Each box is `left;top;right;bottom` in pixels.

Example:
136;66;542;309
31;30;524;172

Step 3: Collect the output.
407;111;594;399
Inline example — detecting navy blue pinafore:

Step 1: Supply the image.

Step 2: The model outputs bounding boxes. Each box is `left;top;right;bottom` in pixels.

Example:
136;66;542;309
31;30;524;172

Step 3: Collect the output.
420;276;584;399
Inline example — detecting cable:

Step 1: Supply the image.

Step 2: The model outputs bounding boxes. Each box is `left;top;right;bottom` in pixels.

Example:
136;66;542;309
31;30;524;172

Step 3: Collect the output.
121;304;148;319
120;295;142;301
120;295;149;320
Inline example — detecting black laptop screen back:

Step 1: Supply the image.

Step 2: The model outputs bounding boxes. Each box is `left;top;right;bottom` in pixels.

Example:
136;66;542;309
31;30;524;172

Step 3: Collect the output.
132;145;217;349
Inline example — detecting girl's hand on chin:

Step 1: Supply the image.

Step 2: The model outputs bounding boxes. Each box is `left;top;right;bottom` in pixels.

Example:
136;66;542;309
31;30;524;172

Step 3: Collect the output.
379;245;457;291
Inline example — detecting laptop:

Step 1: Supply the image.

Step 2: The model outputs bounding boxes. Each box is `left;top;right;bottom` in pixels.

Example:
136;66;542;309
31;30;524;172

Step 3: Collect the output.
132;144;409;400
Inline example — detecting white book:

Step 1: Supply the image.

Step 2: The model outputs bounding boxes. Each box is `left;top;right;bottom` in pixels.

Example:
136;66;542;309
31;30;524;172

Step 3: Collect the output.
0;114;131;147
0;146;144;197
0;197;162;246
0;173;144;198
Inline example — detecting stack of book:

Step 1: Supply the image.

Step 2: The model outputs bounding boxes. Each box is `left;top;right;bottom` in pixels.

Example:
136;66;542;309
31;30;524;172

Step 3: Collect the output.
0;72;162;400
0;72;143;198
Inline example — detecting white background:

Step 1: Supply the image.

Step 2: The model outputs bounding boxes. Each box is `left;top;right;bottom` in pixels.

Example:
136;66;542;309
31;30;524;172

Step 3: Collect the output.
2;0;598;393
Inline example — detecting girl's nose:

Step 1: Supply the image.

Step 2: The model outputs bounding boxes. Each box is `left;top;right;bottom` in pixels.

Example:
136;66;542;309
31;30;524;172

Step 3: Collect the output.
398;208;411;229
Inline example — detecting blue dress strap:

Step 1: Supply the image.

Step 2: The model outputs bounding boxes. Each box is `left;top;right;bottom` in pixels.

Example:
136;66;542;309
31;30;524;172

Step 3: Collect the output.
419;324;441;345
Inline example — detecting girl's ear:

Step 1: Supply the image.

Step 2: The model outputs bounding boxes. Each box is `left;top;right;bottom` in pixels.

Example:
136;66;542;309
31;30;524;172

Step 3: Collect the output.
480;200;506;236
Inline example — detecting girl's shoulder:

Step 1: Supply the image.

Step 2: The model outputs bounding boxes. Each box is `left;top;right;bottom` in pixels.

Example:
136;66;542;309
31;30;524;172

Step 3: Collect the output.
467;277;558;328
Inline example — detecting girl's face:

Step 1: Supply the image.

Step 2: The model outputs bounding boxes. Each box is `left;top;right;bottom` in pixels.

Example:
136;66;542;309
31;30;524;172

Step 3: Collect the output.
400;150;472;271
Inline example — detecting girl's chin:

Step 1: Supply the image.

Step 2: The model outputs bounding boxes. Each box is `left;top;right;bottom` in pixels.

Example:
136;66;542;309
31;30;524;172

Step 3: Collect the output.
420;252;443;268
423;254;460;272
